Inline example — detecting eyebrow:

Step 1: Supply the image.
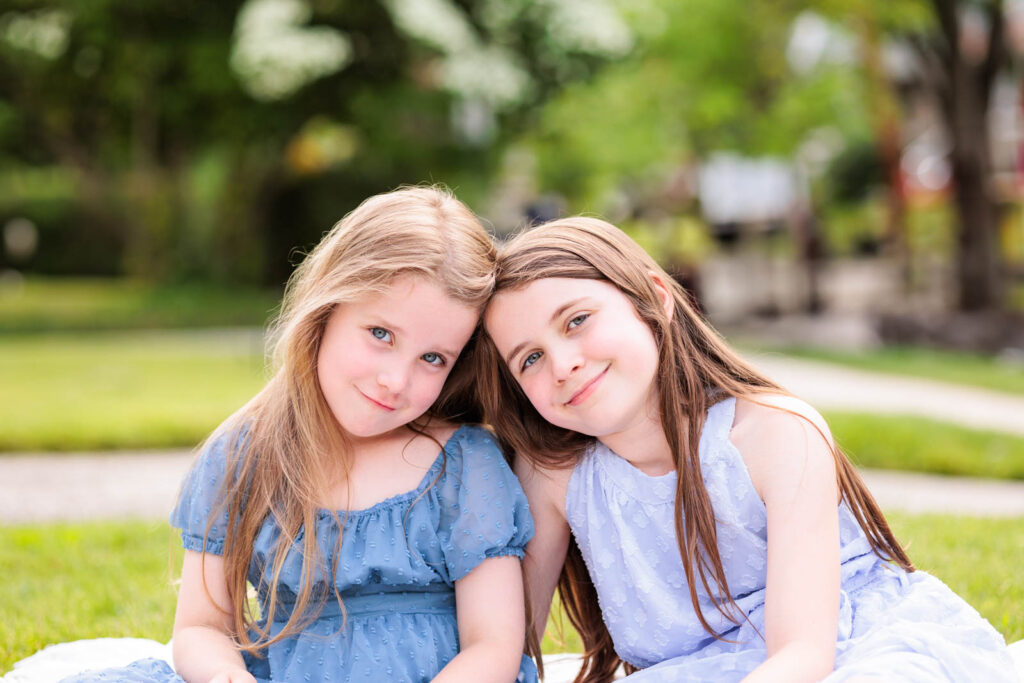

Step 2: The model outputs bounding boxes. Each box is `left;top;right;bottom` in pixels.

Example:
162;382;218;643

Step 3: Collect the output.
376;317;461;359
503;297;586;368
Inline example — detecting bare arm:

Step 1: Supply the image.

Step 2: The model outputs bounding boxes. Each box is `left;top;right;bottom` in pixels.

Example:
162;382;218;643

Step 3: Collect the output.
515;456;572;644
172;550;256;683
733;399;841;683
432;556;526;682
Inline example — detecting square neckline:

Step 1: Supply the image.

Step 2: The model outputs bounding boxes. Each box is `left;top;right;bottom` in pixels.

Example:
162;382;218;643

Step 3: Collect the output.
315;424;470;518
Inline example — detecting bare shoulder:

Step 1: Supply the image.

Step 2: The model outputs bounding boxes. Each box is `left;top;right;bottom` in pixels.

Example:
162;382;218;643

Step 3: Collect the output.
513;455;572;520
422;419;461;445
731;394;832;448
729;394;836;501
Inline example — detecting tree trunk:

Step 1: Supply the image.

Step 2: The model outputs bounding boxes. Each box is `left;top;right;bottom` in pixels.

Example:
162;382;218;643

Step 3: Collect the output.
949;120;1001;310
928;0;1006;311
946;57;1002;310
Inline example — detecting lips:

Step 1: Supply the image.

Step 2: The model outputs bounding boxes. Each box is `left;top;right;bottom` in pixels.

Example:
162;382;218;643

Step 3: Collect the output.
358;389;396;411
565;365;609;406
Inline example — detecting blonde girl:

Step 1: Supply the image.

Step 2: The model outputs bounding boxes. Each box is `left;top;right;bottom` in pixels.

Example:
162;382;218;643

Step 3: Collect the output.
477;217;1015;682
65;187;537;683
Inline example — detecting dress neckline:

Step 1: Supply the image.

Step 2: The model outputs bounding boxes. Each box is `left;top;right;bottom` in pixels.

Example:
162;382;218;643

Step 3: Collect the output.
316;424;469;518
590;398;735;504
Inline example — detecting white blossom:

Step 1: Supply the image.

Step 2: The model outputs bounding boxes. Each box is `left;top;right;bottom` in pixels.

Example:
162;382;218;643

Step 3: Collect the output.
231;0;351;101
1;9;71;60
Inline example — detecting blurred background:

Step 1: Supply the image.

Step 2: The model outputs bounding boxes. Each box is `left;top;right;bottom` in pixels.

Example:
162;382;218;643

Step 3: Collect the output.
2;0;1023;673
2;0;1023;331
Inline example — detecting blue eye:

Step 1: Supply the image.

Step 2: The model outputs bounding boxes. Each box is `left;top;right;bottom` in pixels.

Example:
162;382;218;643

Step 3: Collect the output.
422;352;445;367
370;327;392;343
521;351;542;371
568;313;589;329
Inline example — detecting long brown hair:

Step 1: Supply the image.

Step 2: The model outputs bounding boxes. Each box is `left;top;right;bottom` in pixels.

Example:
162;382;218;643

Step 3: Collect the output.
474;217;912;683
194;186;495;653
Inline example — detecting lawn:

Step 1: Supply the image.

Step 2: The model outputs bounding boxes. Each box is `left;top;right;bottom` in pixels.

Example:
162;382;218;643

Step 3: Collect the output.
0;330;266;451
0;521;183;673
0;277;280;332
2;514;1021;674
826;412;1024;480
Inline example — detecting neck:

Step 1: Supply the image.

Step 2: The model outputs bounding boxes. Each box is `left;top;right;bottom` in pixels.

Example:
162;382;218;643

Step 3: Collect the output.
599;415;674;477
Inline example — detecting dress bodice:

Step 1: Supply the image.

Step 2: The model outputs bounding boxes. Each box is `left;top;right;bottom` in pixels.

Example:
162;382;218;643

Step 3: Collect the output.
169;424;536;682
565;397;885;669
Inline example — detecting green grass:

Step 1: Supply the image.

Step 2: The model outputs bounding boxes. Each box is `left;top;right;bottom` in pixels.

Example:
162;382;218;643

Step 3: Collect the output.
0;277;280;332
0;331;266;451
886;512;1024;641
828;412;1024;480
764;345;1024;397
3;515;1019;674
0;521;183;673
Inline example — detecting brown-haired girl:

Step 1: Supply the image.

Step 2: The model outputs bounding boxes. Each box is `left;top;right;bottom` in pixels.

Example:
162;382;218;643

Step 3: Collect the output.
64;187;537;683
478;216;1015;682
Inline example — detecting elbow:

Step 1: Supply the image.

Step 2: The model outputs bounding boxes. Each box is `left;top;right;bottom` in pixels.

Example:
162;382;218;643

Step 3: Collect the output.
798;641;836;681
477;636;527;681
765;640;835;683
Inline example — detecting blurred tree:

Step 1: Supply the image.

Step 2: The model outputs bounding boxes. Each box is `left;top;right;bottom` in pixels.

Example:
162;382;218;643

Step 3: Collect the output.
817;0;1012;310
522;0;872;213
0;0;630;284
525;0;1014;312
910;0;1009;311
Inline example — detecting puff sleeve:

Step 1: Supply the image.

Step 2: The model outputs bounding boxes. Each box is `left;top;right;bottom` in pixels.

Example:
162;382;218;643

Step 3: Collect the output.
169;428;245;555
436;426;535;582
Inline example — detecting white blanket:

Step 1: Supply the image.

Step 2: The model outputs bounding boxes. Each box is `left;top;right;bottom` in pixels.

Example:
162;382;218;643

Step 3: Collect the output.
4;638;1022;682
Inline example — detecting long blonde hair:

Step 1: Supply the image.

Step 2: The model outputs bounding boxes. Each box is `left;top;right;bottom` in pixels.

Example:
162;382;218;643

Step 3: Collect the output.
474;217;912;683
198;186;496;652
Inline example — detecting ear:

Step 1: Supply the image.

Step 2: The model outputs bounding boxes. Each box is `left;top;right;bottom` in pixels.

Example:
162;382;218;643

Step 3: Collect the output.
648;271;674;321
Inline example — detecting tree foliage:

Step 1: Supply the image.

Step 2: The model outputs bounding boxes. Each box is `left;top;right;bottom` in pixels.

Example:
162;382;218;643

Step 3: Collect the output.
523;0;875;211
0;0;628;283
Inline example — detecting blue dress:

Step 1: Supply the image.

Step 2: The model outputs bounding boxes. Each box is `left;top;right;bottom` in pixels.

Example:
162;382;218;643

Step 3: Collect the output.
64;424;537;683
566;398;1016;681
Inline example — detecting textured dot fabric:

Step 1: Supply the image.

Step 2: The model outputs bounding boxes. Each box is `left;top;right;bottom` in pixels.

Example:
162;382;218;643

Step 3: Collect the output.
61;425;537;683
565;397;1017;681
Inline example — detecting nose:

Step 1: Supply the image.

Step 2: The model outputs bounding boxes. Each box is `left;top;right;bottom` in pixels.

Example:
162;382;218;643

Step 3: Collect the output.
550;342;584;383
376;361;412;395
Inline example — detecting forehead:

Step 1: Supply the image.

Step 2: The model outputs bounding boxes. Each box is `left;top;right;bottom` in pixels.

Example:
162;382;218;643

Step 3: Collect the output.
348;274;479;335
485;277;623;335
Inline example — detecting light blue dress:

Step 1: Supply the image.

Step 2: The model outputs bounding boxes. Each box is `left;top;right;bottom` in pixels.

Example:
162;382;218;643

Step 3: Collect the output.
63;424;537;683
566;397;1016;681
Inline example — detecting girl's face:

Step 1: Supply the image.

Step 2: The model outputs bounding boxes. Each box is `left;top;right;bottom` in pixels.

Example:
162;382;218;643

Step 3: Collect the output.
485;277;664;444
317;274;479;441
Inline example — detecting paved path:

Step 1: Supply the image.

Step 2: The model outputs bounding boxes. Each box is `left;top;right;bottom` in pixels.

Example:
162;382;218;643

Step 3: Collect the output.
3;354;1024;524
747;353;1024;437
3;453;1024;524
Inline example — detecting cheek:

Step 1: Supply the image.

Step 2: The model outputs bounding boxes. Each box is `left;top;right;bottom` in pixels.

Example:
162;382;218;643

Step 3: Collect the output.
519;376;552;412
409;370;449;408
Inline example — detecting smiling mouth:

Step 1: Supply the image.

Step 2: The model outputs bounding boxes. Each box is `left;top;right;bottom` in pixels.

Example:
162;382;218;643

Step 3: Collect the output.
359;390;396;411
565;366;609;406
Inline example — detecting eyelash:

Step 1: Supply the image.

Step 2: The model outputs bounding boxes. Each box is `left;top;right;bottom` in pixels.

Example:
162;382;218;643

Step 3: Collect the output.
421;352;446;367
520;351;541;372
368;327;446;367
518;312;590;373
567;313;589;329
369;327;392;343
